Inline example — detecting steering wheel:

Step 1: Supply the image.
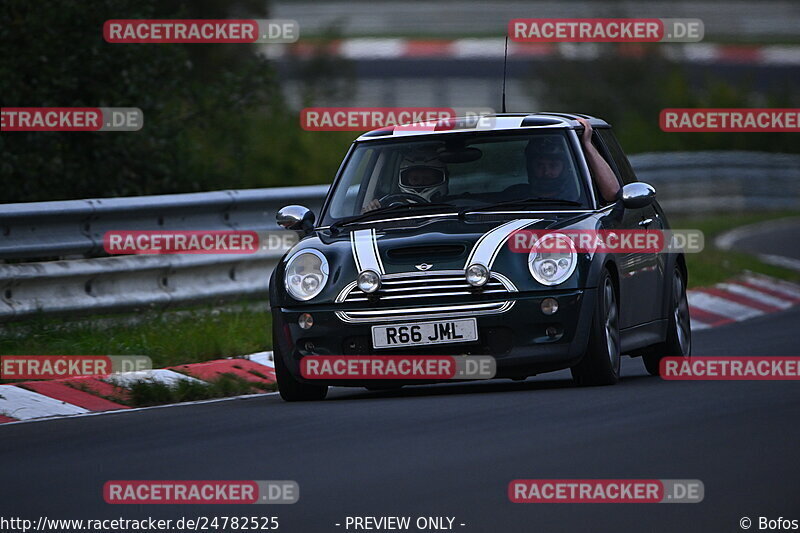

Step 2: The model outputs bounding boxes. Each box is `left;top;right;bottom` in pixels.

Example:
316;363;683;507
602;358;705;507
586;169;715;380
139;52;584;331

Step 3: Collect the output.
378;192;428;207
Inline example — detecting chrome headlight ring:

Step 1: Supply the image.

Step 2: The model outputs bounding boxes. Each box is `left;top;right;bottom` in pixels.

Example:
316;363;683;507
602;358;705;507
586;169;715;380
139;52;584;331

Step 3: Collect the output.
528;233;578;286
284;249;329;301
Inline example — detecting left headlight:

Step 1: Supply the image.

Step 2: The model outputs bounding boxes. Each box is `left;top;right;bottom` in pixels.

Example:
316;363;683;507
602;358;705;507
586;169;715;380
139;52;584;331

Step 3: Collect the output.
284;249;329;301
528;233;577;286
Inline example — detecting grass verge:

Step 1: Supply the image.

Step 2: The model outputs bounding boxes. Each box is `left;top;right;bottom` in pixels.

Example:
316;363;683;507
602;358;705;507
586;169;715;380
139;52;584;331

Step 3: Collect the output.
0;304;273;374
127;374;276;408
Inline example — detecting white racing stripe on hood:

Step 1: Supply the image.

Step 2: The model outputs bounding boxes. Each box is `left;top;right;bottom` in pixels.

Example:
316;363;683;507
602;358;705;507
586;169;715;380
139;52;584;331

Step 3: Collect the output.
351;228;385;274
464;219;542;269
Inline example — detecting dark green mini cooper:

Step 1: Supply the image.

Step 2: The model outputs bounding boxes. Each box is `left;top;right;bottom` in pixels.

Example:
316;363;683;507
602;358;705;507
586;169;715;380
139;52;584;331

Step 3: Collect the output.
269;113;691;401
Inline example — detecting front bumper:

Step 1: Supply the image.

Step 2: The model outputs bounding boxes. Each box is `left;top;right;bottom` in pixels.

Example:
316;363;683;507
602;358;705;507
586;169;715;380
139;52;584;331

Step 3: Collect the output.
272;288;596;385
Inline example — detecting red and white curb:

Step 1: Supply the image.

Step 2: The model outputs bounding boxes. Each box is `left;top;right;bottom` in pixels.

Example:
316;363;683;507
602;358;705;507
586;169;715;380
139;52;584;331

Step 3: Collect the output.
2;274;799;425
259;39;800;66
0;352;274;425
688;273;800;330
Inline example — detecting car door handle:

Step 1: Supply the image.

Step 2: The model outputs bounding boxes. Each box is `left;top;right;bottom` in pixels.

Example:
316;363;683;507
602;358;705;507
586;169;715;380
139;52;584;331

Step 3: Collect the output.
638;218;654;227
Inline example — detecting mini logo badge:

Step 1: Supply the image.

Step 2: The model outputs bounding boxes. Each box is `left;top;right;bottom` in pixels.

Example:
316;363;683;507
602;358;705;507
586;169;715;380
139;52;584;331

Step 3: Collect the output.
415;263;433;271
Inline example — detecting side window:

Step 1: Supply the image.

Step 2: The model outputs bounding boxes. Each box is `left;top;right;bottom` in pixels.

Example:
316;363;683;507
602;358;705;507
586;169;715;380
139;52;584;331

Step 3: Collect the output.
332;148;377;217
597;129;637;185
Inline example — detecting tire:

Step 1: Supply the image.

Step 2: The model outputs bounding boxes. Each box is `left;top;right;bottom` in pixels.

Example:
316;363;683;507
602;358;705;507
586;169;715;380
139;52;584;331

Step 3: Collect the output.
642;266;692;376
274;344;328;402
571;269;621;386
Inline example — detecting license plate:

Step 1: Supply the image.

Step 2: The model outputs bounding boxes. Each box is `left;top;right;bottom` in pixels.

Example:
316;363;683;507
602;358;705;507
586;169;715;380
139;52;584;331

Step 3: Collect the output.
371;318;478;349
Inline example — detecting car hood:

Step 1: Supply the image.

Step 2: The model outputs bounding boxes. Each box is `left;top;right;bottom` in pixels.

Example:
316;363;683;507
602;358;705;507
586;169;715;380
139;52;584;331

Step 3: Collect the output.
319;212;595;269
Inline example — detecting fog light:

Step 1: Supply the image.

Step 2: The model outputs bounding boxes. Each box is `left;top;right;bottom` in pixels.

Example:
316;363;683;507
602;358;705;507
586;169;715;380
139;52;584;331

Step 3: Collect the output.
466;264;489;287
304;341;315;352
546;326;558;338
298;313;313;329
357;270;381;293
541;298;559;315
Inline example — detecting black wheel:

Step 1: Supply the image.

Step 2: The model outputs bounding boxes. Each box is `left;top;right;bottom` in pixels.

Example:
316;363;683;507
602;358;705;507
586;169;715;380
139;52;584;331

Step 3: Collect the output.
274;344;328;402
571;269;621;386
642;266;692;376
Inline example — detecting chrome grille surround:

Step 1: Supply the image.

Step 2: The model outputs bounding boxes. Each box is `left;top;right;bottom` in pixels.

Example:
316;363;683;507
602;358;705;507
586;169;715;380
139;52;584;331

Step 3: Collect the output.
334;270;517;323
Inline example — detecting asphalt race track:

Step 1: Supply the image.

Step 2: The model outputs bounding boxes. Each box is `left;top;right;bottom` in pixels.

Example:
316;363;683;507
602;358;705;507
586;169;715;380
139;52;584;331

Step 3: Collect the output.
726;217;800;262
2;306;798;533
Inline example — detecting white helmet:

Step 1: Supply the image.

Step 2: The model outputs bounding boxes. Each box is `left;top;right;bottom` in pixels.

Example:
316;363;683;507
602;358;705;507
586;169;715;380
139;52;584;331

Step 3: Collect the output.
398;152;448;201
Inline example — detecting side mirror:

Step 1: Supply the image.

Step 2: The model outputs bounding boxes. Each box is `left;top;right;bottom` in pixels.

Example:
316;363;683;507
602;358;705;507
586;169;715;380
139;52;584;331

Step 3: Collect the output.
277;205;315;233
621;182;656;209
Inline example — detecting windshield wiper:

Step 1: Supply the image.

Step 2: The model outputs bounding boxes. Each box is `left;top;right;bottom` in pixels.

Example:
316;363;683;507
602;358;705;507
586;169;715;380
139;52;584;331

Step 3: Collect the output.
329;203;456;234
459;197;583;217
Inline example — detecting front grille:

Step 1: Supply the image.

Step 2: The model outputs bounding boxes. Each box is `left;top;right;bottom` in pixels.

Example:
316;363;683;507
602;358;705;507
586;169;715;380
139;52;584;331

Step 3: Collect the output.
335;270;517;323
341;271;513;303
386;244;466;261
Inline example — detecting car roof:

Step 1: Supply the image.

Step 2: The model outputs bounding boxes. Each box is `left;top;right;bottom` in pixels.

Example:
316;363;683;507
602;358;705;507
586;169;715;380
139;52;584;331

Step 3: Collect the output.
356;112;610;141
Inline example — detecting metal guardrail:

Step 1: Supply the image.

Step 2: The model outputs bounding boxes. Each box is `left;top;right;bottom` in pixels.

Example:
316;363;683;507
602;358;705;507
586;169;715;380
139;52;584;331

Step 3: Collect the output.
631;151;800;212
0;252;283;321
0;185;329;260
1;151;798;322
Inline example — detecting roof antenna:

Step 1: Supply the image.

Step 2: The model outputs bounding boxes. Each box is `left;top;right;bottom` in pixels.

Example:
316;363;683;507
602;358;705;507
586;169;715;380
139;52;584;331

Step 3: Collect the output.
501;36;508;113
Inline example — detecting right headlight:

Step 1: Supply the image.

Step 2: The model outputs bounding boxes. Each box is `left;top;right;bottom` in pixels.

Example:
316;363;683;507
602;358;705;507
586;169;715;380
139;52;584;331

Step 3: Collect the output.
528;233;577;286
284;249;329;301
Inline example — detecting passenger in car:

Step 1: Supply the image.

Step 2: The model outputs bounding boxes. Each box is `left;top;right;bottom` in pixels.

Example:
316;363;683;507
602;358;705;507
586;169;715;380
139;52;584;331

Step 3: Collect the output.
505;118;620;205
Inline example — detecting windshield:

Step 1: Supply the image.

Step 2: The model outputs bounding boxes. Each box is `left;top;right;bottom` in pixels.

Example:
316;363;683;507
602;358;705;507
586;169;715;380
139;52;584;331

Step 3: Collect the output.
320;131;590;225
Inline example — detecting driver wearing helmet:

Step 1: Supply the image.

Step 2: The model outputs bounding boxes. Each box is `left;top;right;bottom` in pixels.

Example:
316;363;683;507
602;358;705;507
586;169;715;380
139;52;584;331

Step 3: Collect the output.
523;136;577;201
362;153;449;212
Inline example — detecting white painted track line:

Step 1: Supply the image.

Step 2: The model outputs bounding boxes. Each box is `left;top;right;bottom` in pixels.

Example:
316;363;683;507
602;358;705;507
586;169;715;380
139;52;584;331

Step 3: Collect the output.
758;254;800;272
